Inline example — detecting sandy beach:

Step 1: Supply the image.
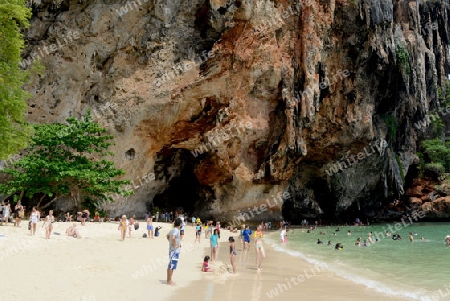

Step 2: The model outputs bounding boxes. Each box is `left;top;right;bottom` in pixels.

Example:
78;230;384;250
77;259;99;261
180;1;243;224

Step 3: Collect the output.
0;221;411;301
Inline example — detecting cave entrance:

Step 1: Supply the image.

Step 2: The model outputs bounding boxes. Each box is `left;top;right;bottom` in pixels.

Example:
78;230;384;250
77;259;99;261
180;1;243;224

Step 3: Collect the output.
152;148;201;215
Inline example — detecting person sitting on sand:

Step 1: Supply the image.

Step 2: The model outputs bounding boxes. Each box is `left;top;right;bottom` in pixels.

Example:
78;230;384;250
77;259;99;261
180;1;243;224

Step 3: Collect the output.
66;223;82;238
202;256;213;272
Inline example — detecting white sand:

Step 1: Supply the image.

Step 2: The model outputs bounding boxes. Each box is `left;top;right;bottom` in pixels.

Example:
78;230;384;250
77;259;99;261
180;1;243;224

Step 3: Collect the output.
0;220;210;301
0;221;411;301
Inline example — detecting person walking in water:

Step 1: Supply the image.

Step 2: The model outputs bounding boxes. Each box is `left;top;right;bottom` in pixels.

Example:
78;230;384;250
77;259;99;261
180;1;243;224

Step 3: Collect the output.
210;229;219;261
254;225;265;271
229;236;237;274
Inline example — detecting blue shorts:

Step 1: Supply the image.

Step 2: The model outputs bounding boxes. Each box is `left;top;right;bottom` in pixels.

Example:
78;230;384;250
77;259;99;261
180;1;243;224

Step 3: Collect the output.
168;251;180;270
244;238;250;243
147;225;153;231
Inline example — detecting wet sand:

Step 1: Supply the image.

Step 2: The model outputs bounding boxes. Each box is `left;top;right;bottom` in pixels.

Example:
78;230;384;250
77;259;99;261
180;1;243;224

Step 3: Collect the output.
172;233;411;301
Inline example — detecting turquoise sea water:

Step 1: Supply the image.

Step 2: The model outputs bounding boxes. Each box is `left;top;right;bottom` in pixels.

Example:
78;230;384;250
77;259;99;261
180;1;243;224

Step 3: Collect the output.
266;223;450;301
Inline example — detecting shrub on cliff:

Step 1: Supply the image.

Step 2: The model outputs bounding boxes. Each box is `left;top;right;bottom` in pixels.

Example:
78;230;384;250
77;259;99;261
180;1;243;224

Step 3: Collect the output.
0;0;33;159
423;163;445;180
0;111;133;209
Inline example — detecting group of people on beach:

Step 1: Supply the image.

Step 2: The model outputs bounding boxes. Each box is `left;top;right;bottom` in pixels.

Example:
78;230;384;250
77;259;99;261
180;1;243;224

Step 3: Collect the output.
201;222;266;274
0;201;25;227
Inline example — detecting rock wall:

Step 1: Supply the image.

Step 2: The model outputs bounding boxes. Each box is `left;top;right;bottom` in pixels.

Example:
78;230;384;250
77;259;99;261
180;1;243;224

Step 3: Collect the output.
20;0;450;221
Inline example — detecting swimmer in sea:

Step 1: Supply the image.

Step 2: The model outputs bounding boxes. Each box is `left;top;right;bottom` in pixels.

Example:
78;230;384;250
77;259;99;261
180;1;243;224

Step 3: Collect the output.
317;239;323;244
368;233;373;244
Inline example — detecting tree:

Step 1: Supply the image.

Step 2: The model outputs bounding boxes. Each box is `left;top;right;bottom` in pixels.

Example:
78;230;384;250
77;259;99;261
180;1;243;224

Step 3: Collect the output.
0;111;132;209
419;139;450;173
0;0;33;159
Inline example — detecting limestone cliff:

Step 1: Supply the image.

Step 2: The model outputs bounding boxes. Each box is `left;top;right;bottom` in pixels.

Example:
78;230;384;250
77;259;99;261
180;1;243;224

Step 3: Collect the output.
19;0;450;222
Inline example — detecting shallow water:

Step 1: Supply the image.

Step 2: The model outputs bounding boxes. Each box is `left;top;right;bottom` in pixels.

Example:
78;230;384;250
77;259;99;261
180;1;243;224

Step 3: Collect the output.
267;223;450;301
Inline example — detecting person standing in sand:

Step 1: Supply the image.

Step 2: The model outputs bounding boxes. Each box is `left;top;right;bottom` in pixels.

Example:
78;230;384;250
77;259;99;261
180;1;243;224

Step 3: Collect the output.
2;202;10;226
42;210;54;239
195;222;201;243
147;216;154;238
166;218;182;285
128;215;135;238
118;215;127;241
14;201;24;227
29;207;39;235
254;225;265;271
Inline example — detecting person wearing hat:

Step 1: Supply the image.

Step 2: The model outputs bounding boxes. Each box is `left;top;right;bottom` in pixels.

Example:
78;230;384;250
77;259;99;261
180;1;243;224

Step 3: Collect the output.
118;215;128;241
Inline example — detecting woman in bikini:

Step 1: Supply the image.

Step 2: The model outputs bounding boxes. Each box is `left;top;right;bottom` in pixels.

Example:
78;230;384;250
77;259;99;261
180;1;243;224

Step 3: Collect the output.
42;210;54;239
118;215;127;241
254;225;265;271
30;207;39;235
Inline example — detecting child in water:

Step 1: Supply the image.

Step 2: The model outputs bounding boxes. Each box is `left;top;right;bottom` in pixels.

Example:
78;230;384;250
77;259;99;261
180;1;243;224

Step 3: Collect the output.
202;256;213;272
229;236;236;274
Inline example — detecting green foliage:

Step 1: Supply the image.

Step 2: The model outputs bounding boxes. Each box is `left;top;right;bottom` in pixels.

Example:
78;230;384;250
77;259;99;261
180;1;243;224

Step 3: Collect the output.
0;111;133;209
429;113;445;137
382;115;398;141
437;79;450;107
396;44;411;74
423;162;445;178
420;139;450;172
0;0;33;159
395;154;405;181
